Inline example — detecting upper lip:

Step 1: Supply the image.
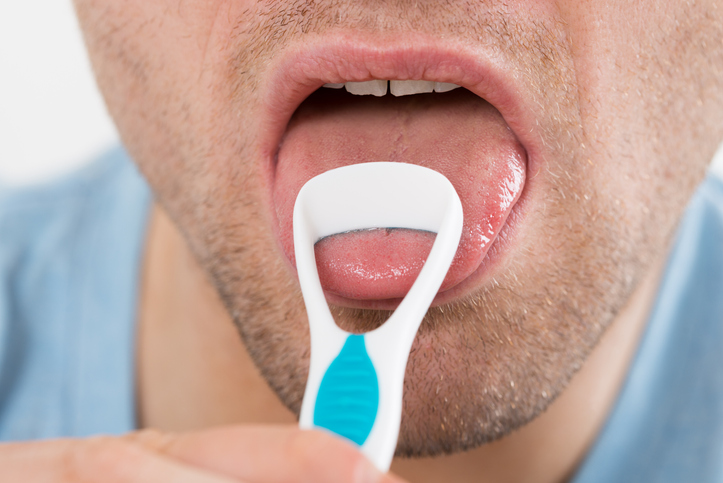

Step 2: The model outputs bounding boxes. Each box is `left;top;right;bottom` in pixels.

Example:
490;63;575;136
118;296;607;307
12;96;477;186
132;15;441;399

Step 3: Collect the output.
256;30;541;174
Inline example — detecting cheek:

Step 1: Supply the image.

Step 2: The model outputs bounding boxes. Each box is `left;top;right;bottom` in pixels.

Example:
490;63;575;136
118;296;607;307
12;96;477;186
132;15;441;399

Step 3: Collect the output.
73;0;247;157
75;0;264;222
74;0;202;161
555;0;715;248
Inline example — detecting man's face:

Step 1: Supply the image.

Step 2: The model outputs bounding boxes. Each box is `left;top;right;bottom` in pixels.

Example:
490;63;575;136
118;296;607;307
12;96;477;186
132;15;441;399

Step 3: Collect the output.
75;0;722;456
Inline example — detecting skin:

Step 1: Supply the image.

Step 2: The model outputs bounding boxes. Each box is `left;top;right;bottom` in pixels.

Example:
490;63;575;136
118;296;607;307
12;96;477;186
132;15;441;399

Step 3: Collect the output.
3;0;722;482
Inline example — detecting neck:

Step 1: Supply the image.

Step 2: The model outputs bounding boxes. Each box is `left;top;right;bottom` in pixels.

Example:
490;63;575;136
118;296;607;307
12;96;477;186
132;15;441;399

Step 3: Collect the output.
137;204;661;483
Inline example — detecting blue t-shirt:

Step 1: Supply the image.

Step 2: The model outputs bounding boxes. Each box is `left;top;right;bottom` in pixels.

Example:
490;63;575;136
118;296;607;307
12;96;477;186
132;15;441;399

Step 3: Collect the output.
1;148;722;481
0;148;150;438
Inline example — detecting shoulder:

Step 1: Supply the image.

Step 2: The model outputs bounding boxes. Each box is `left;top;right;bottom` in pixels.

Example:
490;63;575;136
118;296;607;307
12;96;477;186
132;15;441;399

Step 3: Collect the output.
0;147;151;439
0;147;147;226
573;170;723;483
698;171;723;217
0;148;150;262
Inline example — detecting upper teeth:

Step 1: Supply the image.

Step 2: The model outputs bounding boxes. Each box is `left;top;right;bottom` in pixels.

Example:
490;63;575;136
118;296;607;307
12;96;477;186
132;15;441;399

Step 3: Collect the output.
323;80;461;97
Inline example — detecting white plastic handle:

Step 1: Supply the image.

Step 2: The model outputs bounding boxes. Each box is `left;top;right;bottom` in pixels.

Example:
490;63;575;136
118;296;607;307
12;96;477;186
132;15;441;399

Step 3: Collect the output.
294;162;463;471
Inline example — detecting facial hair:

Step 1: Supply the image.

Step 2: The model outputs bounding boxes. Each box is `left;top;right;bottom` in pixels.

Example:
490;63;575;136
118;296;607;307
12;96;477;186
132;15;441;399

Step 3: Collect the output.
200;2;652;457
76;0;723;457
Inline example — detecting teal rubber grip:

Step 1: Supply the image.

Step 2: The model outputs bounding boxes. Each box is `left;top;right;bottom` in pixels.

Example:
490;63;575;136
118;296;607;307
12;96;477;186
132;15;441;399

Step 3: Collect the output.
313;335;380;446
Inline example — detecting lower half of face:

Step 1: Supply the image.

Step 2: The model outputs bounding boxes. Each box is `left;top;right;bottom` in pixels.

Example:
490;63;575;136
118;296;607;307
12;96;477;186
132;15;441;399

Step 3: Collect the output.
75;0;723;456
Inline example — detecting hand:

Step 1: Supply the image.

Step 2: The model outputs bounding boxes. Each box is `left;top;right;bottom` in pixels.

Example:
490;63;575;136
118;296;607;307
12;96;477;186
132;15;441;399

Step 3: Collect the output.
0;425;408;483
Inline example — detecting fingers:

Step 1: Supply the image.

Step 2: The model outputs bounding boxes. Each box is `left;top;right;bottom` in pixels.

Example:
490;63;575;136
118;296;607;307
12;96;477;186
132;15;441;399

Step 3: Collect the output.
0;427;409;483
141;426;407;483
0;437;240;483
69;435;242;483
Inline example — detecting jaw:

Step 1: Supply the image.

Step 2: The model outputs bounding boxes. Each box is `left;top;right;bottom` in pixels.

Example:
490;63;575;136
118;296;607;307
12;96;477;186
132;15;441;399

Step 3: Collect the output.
152;23;615;454
204;26;657;455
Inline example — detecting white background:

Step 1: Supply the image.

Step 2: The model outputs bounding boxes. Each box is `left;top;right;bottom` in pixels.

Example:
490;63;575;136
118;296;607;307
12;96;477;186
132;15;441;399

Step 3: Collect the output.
0;1;118;186
0;2;721;186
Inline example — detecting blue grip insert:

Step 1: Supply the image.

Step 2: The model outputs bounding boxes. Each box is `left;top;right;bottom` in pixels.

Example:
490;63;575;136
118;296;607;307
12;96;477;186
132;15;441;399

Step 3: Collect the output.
313;334;379;446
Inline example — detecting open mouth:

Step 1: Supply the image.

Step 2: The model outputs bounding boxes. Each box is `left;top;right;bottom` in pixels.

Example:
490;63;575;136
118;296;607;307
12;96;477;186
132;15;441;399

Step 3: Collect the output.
262;38;533;309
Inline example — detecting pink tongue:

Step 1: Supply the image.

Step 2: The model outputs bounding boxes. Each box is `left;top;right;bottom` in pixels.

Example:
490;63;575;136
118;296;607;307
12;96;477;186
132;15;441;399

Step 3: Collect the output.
273;89;525;301
315;228;436;300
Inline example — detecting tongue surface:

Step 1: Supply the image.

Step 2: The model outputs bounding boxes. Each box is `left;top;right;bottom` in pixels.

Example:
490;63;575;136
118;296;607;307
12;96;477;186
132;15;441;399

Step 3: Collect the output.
274;88;525;301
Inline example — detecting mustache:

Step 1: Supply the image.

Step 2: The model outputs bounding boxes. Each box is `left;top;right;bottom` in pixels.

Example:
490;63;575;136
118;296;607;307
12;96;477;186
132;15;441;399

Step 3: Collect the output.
228;0;565;80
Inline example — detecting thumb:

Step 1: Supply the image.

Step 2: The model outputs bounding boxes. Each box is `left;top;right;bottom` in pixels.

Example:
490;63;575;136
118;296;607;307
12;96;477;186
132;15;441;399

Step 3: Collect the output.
130;426;407;483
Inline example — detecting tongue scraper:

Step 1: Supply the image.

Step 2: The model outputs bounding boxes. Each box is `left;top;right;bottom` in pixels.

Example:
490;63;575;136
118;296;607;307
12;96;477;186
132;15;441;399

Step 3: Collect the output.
294;162;463;472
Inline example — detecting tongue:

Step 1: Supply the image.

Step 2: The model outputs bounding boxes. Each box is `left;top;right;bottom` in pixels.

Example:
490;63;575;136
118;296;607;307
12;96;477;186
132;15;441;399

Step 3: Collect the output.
273;88;525;301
